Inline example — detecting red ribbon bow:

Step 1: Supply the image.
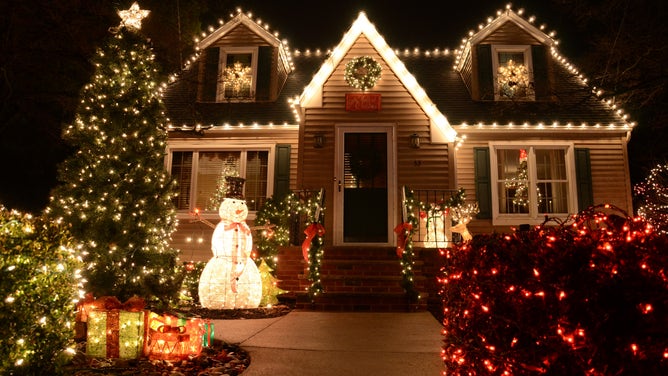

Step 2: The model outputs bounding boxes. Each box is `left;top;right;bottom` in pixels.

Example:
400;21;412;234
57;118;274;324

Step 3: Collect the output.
302;223;325;262
224;221;251;235
394;222;413;258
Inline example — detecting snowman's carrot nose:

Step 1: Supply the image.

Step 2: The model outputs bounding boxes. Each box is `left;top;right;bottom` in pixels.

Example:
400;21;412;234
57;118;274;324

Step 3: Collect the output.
235;209;243;214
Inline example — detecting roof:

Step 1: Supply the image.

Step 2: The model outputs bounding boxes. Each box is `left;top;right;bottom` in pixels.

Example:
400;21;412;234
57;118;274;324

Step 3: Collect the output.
403;54;619;127
163;56;321;130
164;51;622;132
163;6;631;137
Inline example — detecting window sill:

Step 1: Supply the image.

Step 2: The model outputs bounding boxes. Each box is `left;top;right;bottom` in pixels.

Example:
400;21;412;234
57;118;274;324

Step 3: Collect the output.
492;213;570;227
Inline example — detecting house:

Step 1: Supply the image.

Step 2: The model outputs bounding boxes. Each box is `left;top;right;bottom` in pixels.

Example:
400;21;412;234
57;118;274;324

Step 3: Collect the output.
163;6;633;308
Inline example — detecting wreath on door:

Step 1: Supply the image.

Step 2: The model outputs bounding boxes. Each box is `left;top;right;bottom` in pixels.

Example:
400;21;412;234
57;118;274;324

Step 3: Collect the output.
344;56;382;90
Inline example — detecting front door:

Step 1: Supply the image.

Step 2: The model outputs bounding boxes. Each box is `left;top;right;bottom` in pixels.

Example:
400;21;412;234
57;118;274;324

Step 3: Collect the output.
334;125;395;245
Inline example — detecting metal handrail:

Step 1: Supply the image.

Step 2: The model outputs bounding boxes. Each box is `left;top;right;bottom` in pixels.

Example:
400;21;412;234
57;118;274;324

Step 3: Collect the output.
403;187;462;248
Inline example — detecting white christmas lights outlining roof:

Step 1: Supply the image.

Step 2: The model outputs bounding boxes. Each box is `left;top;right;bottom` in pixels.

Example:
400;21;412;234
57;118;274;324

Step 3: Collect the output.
163;5;634;140
297;11;457;144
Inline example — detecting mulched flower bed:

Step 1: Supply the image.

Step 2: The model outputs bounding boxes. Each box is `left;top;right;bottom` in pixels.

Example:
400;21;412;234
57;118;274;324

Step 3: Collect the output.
64;304;292;375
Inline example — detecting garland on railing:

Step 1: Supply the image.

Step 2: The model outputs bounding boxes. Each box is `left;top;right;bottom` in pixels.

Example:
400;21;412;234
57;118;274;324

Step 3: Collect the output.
397;187;479;302
255;190;326;301
298;189;325;300
396;187;420;301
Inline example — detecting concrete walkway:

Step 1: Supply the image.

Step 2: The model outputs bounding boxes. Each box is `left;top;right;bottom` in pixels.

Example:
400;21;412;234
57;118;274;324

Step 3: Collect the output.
213;311;444;376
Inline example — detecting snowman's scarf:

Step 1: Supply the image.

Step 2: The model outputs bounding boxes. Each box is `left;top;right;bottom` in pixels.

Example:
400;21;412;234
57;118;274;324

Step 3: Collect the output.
222;220;252;292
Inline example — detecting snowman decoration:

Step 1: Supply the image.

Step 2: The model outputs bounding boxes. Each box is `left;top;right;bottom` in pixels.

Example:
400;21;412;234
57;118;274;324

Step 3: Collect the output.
198;176;262;309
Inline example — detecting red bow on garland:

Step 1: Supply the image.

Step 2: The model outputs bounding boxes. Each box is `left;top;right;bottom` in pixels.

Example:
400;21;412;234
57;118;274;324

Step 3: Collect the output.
302;223;325;262
393;222;413;258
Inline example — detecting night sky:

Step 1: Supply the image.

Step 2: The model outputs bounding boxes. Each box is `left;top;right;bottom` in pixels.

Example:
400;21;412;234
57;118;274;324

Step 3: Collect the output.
0;0;658;214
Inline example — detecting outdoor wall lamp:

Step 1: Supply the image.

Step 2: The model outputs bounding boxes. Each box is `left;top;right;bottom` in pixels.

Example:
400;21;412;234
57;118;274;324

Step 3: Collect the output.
314;133;325;148
409;133;421;149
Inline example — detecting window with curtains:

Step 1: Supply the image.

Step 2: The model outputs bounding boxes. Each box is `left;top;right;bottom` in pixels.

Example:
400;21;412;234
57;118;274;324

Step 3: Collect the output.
170;149;269;212
491;144;576;224
492;45;535;101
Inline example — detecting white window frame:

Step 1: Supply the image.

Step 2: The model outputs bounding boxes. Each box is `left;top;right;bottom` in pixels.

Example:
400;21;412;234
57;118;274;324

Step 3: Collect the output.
217;47;259;102
489;142;578;226
492;45;535;101
166;140;275;220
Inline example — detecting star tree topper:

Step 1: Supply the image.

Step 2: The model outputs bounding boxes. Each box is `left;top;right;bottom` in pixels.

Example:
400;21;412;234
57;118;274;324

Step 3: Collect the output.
118;2;150;30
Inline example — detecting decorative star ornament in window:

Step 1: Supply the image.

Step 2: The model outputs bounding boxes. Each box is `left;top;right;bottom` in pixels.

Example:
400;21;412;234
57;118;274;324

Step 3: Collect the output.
223;61;252;96
118;2;150;30
497;60;531;98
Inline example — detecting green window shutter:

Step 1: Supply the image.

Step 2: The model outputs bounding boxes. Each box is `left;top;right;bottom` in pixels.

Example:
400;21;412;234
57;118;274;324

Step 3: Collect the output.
476;44;494;100
474;147;492;219
255;46;272;101
201;47;220;102
531;45;549;100
574;148;593;212
273;144;291;200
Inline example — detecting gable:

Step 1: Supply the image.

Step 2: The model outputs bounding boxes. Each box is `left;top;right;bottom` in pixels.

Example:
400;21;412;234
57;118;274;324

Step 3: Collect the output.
298;12;457;143
198;12;283;50
478;20;542;45
208;23;271;47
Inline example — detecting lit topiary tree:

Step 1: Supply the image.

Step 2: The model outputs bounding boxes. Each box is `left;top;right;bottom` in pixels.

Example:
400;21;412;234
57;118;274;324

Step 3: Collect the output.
46;4;181;306
634;162;668;234
0;206;82;375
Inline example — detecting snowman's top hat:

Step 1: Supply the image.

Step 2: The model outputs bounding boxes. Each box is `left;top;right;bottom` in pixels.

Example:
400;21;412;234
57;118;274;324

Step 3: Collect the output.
225;176;245;199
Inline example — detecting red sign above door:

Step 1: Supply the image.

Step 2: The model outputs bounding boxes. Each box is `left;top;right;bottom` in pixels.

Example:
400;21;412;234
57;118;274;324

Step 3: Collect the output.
345;93;382;112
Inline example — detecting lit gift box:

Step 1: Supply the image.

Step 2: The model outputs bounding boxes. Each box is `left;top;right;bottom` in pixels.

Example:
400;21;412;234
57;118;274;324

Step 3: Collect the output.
144;312;210;360
86;309;146;359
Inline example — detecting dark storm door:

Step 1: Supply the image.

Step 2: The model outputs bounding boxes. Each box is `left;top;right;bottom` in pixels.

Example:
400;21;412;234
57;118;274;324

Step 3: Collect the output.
335;126;395;245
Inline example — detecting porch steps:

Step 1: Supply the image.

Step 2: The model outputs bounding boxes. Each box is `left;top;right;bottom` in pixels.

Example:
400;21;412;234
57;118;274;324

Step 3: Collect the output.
275;246;441;312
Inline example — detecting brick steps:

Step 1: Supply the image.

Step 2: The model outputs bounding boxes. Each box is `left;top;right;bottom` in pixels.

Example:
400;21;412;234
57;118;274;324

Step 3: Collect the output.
275;246;435;312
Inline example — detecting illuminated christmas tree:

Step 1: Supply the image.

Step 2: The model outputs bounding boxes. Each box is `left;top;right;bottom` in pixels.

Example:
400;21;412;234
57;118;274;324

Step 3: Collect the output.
635;162;668;234
46;4;181;305
258;259;287;306
205;166;240;211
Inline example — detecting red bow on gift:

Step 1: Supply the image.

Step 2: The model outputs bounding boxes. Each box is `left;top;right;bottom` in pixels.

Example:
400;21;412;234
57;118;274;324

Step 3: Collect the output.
302;223;325;262
394;222;413;258
76;294;145;322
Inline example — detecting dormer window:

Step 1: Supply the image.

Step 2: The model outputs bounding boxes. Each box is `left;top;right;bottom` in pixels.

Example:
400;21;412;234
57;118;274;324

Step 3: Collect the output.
492;45;534;101
218;48;258;101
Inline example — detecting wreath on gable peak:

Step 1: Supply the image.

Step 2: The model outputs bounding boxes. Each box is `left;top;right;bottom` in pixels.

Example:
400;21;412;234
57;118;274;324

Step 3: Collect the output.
344;56;382;90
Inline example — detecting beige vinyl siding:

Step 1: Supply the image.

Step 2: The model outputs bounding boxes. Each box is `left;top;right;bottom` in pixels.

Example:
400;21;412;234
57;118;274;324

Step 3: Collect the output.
211;24;270;47
298;36;451;242
479;21;542;45
575;140;633;213
454;134;632;234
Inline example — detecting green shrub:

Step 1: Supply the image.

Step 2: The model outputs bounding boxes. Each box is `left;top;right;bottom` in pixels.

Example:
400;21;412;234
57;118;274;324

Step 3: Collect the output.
0;207;82;375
